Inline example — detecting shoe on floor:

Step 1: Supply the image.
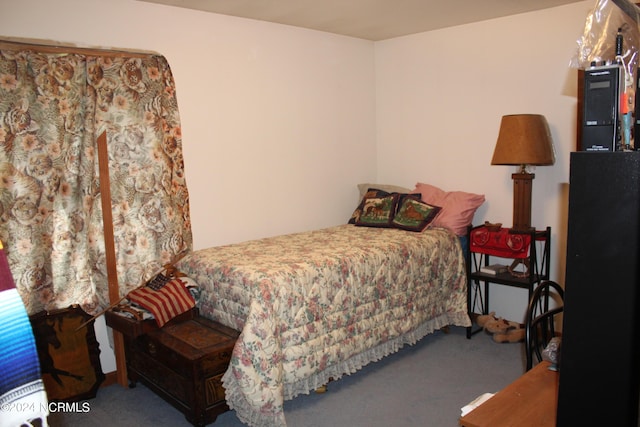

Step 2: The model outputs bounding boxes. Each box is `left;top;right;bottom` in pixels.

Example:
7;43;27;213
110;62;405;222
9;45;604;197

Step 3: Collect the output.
484;317;516;334
493;327;525;343
476;311;497;328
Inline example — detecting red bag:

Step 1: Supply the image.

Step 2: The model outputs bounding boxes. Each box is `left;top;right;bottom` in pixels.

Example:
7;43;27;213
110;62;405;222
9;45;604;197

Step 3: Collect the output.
470;227;531;259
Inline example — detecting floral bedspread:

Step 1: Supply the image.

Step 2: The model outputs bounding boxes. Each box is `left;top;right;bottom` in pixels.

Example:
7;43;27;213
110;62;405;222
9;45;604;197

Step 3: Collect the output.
177;224;470;427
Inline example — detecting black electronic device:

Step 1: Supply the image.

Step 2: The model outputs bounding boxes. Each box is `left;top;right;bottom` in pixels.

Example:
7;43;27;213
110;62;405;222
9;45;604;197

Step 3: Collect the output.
581;65;623;151
636;69;640;143
557;152;640;426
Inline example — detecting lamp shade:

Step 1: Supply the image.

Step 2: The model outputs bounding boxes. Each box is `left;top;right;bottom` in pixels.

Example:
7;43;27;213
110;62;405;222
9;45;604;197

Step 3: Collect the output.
491;114;555;167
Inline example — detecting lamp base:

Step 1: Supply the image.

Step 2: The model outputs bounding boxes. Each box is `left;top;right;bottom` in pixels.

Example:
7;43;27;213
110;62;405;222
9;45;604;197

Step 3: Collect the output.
511;172;534;232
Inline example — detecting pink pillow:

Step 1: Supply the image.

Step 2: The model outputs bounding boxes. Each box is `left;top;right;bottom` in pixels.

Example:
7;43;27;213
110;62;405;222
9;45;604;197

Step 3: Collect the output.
411;182;485;236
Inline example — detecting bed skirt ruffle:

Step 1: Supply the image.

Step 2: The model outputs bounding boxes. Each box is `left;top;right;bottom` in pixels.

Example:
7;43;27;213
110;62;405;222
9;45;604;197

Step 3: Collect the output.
223;311;470;427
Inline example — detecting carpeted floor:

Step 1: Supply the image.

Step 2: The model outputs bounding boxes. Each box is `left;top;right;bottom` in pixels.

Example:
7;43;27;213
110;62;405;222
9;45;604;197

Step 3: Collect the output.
47;326;525;427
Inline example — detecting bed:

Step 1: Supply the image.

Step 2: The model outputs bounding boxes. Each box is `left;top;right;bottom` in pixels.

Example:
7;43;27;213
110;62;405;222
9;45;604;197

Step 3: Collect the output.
177;226;469;426
174;183;484;426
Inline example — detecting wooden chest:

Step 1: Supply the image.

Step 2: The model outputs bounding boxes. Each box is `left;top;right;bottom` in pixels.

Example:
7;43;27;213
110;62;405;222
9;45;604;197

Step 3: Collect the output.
105;308;239;426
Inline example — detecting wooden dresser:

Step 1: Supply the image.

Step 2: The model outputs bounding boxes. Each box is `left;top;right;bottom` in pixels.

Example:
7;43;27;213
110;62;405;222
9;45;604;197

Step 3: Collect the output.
459;361;558;427
105;308;239;426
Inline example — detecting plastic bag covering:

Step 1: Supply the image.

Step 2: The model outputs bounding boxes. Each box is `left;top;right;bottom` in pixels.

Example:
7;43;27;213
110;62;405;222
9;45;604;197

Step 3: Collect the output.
542;336;562;366
572;0;640;149
572;0;640;72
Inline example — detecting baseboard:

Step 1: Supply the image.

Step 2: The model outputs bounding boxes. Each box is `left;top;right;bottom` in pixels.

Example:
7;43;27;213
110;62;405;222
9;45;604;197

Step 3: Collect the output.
101;371;118;387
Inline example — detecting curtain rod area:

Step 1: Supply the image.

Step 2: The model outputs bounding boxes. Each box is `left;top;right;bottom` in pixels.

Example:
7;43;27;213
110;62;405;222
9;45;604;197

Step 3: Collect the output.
0;37;157;58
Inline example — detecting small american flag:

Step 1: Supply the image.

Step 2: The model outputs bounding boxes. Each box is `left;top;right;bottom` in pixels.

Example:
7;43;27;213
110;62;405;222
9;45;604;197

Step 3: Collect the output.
127;277;195;327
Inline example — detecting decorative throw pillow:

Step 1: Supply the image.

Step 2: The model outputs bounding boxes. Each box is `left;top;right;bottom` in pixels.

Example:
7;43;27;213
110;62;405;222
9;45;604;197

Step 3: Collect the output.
392;196;441;232
411;182;485;236
349;188;390;224
355;194;399;228
349;187;419;224
357;183;412;200
395;192;421;214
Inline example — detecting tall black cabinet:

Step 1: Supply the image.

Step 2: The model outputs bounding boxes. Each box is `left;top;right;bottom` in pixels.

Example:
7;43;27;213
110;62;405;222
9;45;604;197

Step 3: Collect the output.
557;152;640;426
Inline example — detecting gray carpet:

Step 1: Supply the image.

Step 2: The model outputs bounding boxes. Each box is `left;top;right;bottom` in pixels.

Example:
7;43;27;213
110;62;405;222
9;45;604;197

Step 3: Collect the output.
47;326;524;427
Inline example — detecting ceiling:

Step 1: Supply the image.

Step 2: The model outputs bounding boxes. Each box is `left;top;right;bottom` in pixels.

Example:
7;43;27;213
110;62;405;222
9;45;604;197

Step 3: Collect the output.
139;0;585;41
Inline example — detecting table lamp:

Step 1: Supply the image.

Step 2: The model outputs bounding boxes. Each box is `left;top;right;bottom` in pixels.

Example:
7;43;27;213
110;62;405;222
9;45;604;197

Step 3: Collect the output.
491;114;555;232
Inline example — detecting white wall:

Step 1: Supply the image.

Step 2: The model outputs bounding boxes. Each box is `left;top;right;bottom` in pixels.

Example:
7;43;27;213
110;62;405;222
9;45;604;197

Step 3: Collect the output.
1;0;377;250
1;0;597;371
375;1;594;321
1;0;376;373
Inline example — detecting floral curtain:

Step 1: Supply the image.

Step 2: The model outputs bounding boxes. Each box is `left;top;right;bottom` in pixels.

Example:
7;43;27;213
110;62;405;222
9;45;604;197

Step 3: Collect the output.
0;42;192;315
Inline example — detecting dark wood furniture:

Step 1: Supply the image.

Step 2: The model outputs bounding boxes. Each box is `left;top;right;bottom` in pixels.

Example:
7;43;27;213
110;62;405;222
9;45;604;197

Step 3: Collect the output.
459;361;558;427
466;225;551;337
30;305;105;402
524;280;563;371
557;152;640;426
105;308;239;426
